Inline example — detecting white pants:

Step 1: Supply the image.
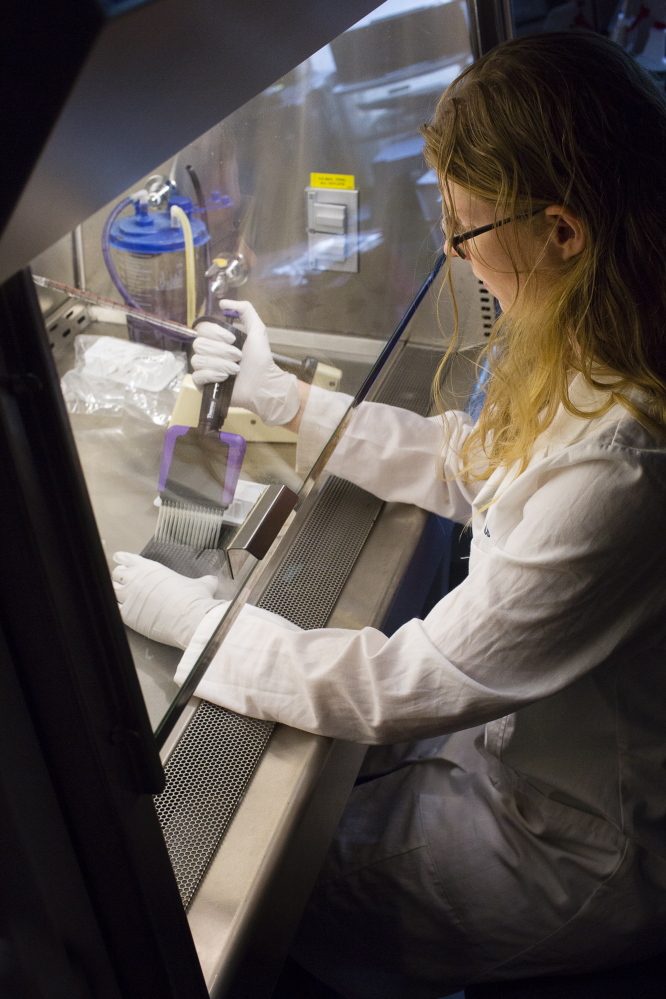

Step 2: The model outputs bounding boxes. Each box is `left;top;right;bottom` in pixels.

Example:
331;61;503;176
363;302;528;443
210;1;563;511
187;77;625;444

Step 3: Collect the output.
290;729;666;999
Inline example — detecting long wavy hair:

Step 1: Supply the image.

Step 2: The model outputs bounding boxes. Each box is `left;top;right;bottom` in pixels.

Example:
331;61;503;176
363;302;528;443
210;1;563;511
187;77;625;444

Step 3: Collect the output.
421;31;666;482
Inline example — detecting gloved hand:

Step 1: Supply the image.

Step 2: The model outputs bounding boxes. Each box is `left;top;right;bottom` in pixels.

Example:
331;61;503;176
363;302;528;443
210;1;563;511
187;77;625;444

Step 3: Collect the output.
191;299;300;427
112;552;227;649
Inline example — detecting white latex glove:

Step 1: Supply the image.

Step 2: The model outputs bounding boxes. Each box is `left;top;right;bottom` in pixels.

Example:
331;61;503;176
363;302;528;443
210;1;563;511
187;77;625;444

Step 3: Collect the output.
112;552;227;649
190;300;300;426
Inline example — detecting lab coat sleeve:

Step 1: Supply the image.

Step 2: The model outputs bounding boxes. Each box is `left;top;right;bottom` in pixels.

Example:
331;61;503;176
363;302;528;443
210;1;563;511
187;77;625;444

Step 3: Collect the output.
182;448;666;743
296;385;354;474
173;603;301;689
296;383;480;521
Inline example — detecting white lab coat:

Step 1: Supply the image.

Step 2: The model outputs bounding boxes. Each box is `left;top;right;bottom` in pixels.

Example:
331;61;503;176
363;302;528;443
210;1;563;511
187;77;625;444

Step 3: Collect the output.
176;375;666;997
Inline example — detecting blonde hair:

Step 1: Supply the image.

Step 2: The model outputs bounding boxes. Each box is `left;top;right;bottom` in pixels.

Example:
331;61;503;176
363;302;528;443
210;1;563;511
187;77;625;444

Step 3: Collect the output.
421;32;666;481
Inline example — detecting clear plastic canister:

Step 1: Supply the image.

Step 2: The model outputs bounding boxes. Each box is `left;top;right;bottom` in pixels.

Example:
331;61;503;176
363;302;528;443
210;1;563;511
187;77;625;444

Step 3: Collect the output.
114;244;207;326
108;199;210;350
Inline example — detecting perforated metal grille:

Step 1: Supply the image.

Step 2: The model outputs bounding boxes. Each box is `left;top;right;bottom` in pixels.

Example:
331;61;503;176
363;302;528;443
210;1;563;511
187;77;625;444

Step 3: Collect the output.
372;344;442;415
154;701;273;908
258;477;382;628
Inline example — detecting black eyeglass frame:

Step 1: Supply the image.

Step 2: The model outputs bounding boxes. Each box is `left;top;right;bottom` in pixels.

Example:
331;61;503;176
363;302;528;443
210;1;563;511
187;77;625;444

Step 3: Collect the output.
450;208;543;259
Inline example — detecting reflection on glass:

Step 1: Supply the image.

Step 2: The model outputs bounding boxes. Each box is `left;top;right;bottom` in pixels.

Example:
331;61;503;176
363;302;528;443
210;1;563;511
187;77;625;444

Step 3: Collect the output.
31;0;472;731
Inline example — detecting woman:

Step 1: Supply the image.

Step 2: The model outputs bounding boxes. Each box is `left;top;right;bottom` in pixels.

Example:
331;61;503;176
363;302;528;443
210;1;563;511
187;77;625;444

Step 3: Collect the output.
113;32;666;997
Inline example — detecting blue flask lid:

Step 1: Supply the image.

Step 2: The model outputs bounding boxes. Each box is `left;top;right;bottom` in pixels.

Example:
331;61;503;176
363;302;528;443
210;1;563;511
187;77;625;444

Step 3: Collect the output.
108;196;210;253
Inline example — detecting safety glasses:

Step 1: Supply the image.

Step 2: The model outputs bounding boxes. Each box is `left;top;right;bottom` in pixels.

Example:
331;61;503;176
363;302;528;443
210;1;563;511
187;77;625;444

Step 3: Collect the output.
450;208;543;259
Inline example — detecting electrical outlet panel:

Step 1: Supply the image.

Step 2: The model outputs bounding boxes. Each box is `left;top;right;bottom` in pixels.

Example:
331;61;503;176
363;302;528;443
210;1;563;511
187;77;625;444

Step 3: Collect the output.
307;187;359;273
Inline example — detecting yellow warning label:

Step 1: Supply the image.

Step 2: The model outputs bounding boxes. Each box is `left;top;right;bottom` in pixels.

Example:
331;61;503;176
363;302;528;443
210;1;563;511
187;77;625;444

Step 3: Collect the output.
310;172;355;190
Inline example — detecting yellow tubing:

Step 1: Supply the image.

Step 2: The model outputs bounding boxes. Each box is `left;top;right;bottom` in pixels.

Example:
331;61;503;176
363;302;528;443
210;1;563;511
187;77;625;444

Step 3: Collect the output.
170;204;196;327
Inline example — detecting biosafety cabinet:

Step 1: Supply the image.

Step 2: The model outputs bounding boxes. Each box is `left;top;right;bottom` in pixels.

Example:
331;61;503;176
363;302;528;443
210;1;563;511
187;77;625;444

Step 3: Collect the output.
0;2;508;996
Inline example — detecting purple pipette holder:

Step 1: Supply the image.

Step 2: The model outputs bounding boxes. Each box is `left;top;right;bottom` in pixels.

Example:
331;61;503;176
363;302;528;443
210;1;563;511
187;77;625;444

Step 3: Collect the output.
159;426;247;507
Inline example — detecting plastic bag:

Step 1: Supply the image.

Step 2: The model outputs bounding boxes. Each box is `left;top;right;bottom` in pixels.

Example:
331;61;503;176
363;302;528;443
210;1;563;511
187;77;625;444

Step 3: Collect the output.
61;335;186;425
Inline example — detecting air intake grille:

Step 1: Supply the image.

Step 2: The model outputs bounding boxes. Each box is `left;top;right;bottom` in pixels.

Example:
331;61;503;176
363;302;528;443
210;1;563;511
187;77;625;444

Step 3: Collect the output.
155;703;273;908
372;344;442;415
257;477;382;628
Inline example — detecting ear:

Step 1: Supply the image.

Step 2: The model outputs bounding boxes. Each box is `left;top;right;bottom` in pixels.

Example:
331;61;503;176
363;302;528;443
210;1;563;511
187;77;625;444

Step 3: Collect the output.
544;205;585;261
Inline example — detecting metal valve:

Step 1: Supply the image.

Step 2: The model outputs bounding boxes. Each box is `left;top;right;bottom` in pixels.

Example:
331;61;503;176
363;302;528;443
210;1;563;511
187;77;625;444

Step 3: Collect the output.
206;253;250;299
143;174;176;209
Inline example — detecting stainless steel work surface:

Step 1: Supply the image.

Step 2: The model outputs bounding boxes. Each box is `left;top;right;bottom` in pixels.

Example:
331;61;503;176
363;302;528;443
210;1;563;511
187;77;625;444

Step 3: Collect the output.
68;386;299;727
70;412;182;723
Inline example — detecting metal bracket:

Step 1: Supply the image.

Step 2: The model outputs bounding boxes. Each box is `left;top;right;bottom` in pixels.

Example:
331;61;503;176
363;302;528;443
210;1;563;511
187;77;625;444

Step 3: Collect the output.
43;296;91;347
225;484;298;578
